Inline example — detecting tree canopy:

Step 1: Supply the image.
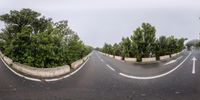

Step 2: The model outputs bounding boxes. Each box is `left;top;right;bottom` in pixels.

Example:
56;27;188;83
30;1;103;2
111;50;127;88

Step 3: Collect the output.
101;23;185;62
0;8;92;68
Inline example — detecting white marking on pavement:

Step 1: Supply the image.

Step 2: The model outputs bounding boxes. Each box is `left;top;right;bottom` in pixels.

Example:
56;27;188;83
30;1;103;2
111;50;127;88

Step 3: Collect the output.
106;64;115;71
192;57;197;74
1;58;41;82
96;52;116;72
164;56;183;66
118;52;192;80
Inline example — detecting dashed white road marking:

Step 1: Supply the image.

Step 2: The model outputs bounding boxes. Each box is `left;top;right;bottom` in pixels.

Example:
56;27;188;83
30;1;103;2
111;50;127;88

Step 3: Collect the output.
119;52;191;80
106;64;115;71
164;56;183;66
96;52;116;72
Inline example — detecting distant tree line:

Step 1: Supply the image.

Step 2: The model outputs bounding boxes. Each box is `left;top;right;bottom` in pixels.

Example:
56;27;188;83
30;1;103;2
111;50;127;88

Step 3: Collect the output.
101;23;186;62
0;9;92;68
185;39;200;50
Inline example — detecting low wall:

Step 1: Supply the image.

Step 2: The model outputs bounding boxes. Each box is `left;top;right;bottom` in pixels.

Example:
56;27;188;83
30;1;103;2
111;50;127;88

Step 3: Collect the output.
3;56;13;65
0;51;4;58
71;54;90;69
125;57;136;62
12;62;70;78
115;56;122;60
71;59;83;69
142;57;156;62
160;55;170;61
109;54;114;58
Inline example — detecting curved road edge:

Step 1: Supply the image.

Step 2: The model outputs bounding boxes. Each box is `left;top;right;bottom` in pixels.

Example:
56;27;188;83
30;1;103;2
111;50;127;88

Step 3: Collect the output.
118;52;191;80
97;51;192;80
0;53;92;82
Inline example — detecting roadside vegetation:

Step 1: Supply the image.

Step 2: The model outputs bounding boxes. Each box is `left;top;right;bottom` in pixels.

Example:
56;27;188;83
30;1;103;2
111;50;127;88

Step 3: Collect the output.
0;8;92;68
185;39;200;50
101;23;186;62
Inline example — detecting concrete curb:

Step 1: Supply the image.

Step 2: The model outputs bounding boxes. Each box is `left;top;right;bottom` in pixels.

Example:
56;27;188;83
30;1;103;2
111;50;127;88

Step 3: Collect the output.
12;62;70;78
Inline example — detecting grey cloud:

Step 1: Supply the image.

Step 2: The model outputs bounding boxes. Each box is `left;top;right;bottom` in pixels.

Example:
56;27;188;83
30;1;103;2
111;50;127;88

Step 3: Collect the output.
0;0;200;47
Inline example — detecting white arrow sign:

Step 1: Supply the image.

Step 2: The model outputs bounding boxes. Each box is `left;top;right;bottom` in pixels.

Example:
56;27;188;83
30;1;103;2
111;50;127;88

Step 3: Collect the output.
192;57;197;74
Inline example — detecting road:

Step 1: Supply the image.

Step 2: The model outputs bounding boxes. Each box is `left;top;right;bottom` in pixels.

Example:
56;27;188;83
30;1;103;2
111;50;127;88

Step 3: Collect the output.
0;50;200;100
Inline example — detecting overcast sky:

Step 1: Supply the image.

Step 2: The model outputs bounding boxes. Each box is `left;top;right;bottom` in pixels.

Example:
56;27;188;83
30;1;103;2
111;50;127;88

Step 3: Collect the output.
1;0;200;47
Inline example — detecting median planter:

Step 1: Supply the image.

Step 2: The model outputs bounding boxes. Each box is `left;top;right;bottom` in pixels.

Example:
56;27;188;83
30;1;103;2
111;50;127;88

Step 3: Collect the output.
0;51;91;79
101;51;182;64
11;62;70;78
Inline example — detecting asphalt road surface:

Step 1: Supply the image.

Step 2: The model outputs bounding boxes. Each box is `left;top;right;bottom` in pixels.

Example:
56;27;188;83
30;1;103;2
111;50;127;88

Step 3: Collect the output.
0;50;200;100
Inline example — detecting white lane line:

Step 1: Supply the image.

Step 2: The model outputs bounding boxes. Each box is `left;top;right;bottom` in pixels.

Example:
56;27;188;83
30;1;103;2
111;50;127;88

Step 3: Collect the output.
1;53;92;82
96;52;116;72
1;58;41;82
96;52;105;63
106;64;115;71
192;57;197;74
164;56;183;66
118;52;192;80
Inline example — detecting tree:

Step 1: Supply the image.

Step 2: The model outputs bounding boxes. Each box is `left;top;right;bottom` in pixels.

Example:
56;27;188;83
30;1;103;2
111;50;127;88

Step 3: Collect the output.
153;39;161;60
120;37;132;60
155;36;169;57
177;38;186;51
166;36;178;57
0;9;91;68
196;41;200;48
100;22;185;62
131;23;156;62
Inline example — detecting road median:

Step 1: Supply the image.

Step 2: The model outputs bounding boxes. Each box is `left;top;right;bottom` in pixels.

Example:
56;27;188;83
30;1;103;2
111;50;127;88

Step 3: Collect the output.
99;51;182;64
0;51;91;80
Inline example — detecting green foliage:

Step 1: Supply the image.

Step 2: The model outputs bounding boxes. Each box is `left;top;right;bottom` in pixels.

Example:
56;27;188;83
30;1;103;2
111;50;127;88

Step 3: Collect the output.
112;43;122;57
0;8;92;68
196;41;200;47
101;23;185;62
120;37;132;60
102;43;113;55
131;23;156;62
